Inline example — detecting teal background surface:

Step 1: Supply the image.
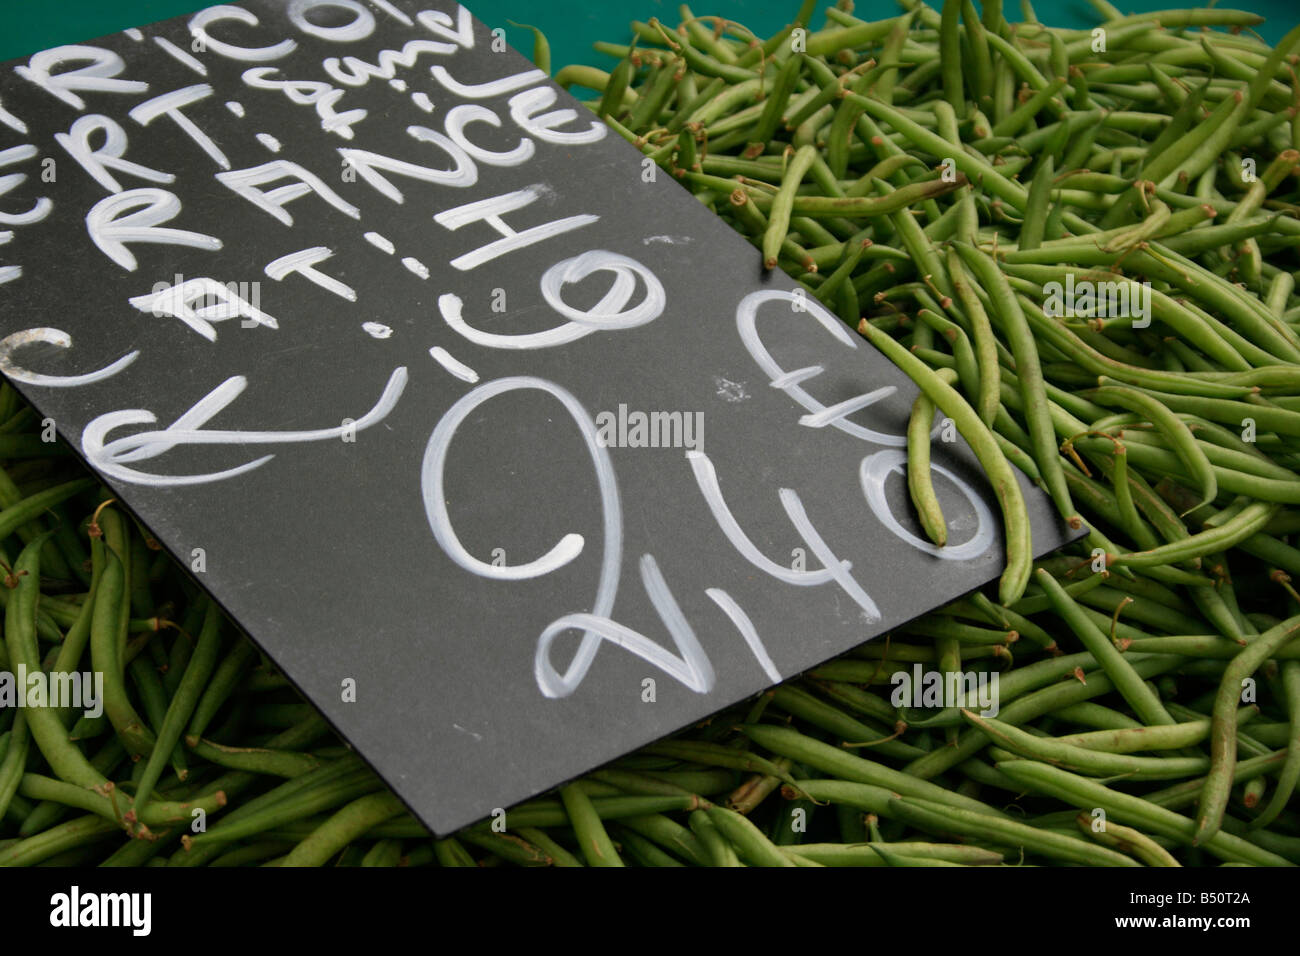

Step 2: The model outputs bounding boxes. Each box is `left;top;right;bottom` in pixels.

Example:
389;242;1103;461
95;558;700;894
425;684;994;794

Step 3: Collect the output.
1;1;1295;67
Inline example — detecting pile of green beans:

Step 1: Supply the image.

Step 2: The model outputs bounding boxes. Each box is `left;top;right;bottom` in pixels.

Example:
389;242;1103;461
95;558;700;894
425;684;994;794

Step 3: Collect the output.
4;0;1300;866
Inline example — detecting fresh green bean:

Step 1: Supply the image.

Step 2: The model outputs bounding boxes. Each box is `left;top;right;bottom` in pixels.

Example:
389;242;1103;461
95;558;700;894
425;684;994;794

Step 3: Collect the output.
1198;615;1300;844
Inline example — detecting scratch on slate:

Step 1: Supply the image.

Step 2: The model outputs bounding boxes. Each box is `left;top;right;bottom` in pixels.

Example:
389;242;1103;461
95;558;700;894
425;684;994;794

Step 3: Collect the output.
643;234;692;245
452;723;483;742
714;377;749;402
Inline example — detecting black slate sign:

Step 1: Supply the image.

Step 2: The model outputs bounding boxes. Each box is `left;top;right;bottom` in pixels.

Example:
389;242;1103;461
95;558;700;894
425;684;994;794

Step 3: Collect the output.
0;0;1078;834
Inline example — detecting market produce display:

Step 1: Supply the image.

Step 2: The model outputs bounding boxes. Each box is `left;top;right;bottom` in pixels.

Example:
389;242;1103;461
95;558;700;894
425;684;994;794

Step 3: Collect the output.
3;0;1300;866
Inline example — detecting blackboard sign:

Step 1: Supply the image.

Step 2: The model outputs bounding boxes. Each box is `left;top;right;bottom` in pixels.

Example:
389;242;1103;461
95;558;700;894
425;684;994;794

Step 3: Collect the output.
0;0;1076;834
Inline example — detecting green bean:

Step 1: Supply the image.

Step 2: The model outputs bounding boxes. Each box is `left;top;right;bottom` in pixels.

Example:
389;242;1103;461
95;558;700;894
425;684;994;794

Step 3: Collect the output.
617;813;707;865
642;739;797;784
1132;247;1300;363
1250;662;1300;829
725;757;788;814
984;30;1051;93
750;54;801;149
0;712;28;825
904;655;1184;777
908;366;961;546
994;77;1070;140
17;773;226;833
689;77;762;129
0;813;120;867
506;816;585;863
946;249;1002;427
132;600;222;821
626;56;681;130
956;243;1073;521
1005;263;1257;379
1111;501;1279;569
1198;615;1300;845
592;767;718;798
885;16;928;105
939;0;964;113
199;840;289;868
746;174;964;219
856;318;1032;604
0;479;93;544
1019;155;1055;252
1091;387;1217;510
184;738;320;778
966;711;1207;779
1009;569;1108;617
1076;813;1181;867
455;828;550;867
185;767;380;848
688;809;742;866
1163;214;1284;257
706;805;796;866
780;840;1002;866
887;794;1140;866
901;615;1016;646
508;20;551;74
998;759;1292;866
275;792;405;867
85;536;154;758
850;93;1035;214
1126;425;1298;484
609;825;677;866
1036;569;1175;724
771;685;923;761
809;678;905;725
427;836;473;867
596;52;633;120
1056;702;1154;735
127;656;187;784
1105;443;1163;551
1239;23;1300;116
1080;437;1300;506
560;783;625;866
760;144;817;268
185;642;256;742
5;534;107;789
969;592;1059;651
741;723;1005;817
813;238;870;304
